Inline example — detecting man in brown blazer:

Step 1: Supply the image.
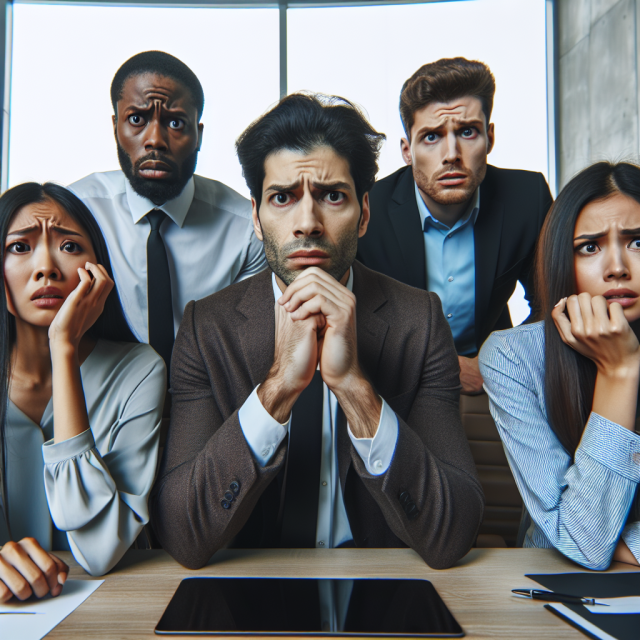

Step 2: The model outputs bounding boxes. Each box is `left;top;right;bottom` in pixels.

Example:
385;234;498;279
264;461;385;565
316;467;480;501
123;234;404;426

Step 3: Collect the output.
150;93;484;570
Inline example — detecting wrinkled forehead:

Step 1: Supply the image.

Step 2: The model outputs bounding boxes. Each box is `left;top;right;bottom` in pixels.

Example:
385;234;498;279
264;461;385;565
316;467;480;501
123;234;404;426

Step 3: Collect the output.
7;199;83;234
575;194;640;235
262;147;354;189
412;96;486;132
119;72;195;111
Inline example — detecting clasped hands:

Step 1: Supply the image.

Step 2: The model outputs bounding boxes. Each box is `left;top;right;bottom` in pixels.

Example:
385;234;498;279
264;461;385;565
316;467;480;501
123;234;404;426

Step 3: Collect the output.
258;267;381;439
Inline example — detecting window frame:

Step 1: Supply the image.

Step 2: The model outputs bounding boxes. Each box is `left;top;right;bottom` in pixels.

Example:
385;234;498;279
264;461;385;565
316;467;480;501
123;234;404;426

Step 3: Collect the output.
0;0;558;193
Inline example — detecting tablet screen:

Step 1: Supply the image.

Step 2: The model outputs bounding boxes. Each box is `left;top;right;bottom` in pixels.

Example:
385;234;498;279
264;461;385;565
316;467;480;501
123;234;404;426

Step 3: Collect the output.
155;577;464;637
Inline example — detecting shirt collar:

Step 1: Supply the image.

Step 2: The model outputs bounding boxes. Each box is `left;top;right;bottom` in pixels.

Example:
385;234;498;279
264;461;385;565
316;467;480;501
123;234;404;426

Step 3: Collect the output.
271;267;354;301
125;175;195;228
415;181;480;232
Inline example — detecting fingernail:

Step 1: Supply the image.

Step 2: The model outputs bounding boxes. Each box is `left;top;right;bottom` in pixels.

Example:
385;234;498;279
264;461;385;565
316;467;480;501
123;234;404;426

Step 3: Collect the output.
58;573;66;585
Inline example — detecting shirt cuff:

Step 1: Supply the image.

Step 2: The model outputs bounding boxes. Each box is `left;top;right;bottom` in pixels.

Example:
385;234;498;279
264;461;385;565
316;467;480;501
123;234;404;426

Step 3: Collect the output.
348;398;398;475
42;428;95;464
578;412;640;482
238;386;289;466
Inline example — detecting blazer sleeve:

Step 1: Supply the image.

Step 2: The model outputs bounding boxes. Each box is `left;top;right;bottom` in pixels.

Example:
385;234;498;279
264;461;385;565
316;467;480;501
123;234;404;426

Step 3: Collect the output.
150;301;285;569
350;293;485;569
521;173;553;316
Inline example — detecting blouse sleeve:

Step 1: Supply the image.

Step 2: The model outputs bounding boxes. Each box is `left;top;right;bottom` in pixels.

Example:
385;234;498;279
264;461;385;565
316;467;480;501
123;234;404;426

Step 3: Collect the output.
42;346;166;576
479;328;640;570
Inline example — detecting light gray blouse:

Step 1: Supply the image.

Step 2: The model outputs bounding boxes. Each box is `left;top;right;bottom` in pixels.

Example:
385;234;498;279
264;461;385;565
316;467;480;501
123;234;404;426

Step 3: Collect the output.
0;340;166;576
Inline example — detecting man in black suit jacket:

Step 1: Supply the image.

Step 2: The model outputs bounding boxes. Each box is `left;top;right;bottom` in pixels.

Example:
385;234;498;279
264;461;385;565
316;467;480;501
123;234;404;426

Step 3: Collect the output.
357;58;552;394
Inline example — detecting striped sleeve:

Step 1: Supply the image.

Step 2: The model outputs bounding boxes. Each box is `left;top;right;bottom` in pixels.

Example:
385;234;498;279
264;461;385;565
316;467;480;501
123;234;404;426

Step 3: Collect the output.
479;324;640;570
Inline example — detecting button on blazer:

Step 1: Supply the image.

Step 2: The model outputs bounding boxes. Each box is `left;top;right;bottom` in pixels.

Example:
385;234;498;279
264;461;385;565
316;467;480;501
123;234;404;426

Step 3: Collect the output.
150;262;484;569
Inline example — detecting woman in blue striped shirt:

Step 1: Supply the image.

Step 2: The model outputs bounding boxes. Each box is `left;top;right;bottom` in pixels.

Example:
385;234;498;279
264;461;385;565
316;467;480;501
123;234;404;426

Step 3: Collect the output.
480;161;640;570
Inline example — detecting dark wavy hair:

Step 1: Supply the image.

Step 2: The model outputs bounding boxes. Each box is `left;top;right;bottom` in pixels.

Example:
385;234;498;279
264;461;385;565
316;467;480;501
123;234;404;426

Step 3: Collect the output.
0;183;136;537
536;161;640;454
235;92;386;210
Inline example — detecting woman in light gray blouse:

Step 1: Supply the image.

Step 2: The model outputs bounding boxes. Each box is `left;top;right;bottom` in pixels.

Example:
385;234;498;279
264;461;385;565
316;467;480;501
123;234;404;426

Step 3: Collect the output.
0;183;165;601
480;162;640;570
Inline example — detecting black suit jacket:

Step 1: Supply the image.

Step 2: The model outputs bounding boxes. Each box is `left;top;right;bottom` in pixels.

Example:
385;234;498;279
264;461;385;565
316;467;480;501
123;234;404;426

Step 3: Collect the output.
151;263;484;570
357;165;553;352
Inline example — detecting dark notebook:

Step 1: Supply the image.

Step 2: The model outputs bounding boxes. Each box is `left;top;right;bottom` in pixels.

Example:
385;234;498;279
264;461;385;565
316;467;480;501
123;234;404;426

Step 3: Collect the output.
526;571;640;640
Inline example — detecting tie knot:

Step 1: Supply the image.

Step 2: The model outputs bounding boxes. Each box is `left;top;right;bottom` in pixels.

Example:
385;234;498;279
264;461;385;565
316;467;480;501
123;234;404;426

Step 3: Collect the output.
147;209;166;231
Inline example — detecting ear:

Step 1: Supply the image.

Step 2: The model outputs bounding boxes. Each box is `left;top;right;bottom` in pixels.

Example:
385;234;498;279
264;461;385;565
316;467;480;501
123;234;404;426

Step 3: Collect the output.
487;122;495;155
197;123;204;152
358;192;370;238
112;114;117;136
251;198;264;242
400;138;412;166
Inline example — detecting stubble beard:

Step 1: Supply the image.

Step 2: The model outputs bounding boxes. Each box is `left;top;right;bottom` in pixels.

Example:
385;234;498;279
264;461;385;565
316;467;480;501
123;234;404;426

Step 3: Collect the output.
413;162;486;207
117;140;198;205
261;224;359;287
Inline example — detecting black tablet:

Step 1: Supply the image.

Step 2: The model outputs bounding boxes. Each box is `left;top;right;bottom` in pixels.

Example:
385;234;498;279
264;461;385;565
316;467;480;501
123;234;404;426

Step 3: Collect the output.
155;577;464;637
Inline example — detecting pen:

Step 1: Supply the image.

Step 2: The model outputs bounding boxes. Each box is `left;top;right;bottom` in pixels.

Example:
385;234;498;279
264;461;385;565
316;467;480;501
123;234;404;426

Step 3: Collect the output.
0;611;39;614
512;589;609;606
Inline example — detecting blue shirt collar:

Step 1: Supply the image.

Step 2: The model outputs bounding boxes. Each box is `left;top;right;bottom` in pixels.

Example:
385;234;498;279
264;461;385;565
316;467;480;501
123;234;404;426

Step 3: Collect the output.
415;181;480;233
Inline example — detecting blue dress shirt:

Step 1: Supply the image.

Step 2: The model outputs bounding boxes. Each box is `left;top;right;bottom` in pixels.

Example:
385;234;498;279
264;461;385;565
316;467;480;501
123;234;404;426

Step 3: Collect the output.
238;270;399;550
480;322;640;570
415;184;480;356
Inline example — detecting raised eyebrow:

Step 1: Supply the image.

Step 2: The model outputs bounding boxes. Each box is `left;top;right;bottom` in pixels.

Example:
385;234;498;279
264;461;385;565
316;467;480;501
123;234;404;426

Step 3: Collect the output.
456;119;484;129
574;231;606;242
51;226;84;237
620;227;640;236
7;224;38;237
265;181;301;193
313;181;352;192
7;225;83;238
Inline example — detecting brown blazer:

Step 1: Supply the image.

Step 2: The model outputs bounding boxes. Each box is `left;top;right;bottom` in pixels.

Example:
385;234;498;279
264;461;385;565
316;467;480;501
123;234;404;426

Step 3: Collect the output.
150;261;484;570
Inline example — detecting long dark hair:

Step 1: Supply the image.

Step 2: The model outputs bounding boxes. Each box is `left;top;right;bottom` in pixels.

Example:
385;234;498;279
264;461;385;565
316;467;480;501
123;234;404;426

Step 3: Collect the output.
536;161;640;454
0;182;136;537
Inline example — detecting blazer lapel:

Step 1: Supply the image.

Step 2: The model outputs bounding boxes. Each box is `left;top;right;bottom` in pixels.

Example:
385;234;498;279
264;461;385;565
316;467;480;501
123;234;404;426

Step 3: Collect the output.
473;173;504;351
235;269;276;385
338;262;390;491
388;168;427;290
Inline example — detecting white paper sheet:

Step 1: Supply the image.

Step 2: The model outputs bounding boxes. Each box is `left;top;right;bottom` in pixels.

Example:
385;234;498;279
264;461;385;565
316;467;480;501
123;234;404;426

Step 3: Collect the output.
0;578;103;640
584;596;640;614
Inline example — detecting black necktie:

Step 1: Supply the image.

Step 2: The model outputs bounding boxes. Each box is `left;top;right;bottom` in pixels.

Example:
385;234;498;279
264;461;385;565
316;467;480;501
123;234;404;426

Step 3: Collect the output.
146;209;174;368
279;370;324;548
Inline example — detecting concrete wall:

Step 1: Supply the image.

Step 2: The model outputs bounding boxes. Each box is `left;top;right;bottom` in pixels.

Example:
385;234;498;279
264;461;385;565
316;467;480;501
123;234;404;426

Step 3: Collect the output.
558;0;640;187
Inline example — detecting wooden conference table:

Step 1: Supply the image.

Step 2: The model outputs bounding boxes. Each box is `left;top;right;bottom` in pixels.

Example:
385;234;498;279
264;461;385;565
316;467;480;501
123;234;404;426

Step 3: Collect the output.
46;547;639;639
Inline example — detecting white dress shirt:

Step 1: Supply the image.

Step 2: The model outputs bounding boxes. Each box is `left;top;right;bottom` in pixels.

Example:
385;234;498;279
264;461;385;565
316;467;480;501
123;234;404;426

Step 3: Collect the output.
238;270;399;549
69;171;267;342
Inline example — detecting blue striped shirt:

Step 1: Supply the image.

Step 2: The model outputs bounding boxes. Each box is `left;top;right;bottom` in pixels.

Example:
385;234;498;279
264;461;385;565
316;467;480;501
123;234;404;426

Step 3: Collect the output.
479;321;640;570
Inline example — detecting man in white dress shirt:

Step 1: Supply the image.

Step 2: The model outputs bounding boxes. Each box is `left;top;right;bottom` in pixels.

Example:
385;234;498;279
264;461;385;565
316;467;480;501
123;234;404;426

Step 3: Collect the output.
71;51;266;364
151;93;483;571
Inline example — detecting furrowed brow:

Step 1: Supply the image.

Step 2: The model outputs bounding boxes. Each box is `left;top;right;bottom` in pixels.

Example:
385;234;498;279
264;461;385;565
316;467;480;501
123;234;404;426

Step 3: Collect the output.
312;181;352;191
265;180;301;193
7;225;38;236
